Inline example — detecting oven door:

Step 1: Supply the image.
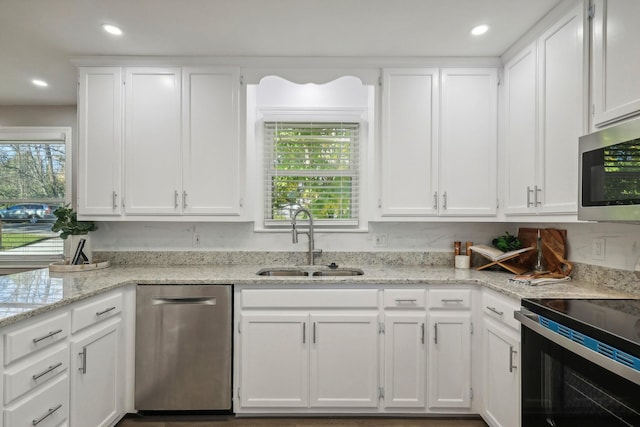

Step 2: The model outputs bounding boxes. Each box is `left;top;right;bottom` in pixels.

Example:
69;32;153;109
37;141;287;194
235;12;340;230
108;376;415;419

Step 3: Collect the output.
517;309;640;426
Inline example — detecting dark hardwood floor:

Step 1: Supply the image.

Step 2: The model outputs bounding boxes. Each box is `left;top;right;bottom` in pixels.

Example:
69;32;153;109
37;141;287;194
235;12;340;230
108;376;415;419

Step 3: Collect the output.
116;414;488;427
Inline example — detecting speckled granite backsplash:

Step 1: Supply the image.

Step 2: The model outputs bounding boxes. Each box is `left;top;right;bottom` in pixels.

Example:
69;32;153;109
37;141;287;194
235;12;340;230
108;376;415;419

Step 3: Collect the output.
94;250;640;296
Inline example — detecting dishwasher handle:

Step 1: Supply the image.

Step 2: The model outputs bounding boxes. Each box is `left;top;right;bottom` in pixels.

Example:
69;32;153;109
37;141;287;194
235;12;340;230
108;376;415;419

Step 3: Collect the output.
152;296;217;305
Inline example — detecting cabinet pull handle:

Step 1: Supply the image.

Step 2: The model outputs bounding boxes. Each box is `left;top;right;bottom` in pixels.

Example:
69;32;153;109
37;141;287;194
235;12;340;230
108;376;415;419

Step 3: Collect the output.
174;190;179;208
509;346;517;372
486;306;504;317
526;186;533;207
96;306;117;316
183;191;188;208
535;185;542;206
33;329;63;344
313;322;317;344
433;192;438;210
79;348;87;374
302;322;306;344
434;323;438;344
395;298;417;303
421;323;425;344
442;192;447;210
32;404;62;426
32;362;63;381
441;298;463;303
113;191;118;209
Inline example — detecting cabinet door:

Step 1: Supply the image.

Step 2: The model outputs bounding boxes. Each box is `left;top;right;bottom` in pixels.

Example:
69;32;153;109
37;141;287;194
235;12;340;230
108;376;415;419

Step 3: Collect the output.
77;67;123;216
503;44;537;215
383;312;426;408
380;68;439;217
239;313;309;408
537;4;584;214
439;68;498;216
182;67;242;216
592;0;640;127
309;313;379;407
124;67;182;215
70;319;122;427
428;313;472;409
483;319;520;427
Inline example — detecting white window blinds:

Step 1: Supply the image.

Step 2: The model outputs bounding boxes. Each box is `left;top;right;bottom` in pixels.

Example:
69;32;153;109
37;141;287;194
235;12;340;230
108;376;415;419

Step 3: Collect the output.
264;122;360;227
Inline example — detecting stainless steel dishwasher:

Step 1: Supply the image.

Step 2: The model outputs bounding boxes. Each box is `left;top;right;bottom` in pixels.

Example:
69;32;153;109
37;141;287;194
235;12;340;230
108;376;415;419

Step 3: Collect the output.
135;284;232;411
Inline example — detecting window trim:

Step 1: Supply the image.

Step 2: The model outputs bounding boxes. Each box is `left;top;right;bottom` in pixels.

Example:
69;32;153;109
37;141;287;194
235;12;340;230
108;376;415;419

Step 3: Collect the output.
0;127;72;268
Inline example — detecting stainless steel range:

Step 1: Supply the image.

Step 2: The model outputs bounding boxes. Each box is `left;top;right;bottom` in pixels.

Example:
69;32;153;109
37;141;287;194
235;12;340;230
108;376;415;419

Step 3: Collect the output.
516;298;640;426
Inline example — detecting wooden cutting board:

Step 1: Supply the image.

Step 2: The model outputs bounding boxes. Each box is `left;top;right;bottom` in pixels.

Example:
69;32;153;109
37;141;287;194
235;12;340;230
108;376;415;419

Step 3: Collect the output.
517;228;573;277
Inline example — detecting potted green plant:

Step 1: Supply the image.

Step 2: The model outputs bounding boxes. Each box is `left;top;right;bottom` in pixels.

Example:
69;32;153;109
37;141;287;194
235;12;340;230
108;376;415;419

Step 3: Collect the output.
52;204;97;263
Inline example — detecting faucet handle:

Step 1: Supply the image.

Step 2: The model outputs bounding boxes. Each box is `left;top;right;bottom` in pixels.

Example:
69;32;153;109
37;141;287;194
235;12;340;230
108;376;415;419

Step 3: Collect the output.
292;224;298;243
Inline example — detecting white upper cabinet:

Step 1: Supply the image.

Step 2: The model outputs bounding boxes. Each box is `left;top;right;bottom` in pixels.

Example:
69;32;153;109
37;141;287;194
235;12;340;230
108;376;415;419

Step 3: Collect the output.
77;67;123;216
379;67;498;219
124;67;182;215
503;3;585;216
592;0;640;127
182;67;242;215
439;68;498;217
77;64;243;220
380;68;439;217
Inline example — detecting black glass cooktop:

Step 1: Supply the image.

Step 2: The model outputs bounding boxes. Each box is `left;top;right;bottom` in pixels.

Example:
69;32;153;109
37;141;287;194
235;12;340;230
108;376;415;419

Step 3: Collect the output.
522;298;640;355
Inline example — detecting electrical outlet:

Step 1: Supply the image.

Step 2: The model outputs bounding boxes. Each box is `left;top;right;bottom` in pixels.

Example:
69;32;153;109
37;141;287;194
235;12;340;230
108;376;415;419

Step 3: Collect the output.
193;233;201;247
592;238;605;260
374;234;388;247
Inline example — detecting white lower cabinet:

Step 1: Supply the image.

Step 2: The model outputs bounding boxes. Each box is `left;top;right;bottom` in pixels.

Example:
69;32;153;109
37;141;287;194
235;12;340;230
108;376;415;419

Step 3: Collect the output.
237;289;380;411
70;318;123;427
427;289;473;410
239;313;309;407
309;314;379;408
4;375;69;427
481;289;521;427
382;289;426;409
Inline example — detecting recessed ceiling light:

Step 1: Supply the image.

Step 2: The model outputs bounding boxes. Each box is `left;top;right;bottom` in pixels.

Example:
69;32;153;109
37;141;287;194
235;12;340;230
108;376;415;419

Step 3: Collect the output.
32;79;48;87
102;24;123;36
471;25;489;36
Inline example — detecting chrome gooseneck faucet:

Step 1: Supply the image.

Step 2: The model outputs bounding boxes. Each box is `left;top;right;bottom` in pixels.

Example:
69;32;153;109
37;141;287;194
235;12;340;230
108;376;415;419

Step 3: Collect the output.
291;207;322;265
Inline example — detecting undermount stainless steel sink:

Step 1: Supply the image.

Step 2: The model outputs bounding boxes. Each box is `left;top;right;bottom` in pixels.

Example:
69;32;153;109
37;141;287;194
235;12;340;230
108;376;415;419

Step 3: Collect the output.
256;268;309;276
311;268;364;276
256;266;364;277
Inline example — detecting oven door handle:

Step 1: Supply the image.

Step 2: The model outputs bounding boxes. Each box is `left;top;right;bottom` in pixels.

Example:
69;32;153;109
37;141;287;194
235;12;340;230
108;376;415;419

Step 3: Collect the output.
515;308;640;386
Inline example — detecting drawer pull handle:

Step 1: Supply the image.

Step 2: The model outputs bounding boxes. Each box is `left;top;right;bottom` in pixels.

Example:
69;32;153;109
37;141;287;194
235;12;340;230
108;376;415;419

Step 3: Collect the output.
32;329;63;344
395;298;417;303
509;346;517;372
487;306;504;317
79;348;87;374
434;323;438;344
96;306;117;316
421;323;425;344
32;404;62;425
302;322;306;344
32;362;63;381
441;298;464;303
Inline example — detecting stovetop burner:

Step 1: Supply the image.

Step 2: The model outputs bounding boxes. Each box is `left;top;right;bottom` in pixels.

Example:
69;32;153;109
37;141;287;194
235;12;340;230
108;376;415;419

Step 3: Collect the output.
522;298;640;356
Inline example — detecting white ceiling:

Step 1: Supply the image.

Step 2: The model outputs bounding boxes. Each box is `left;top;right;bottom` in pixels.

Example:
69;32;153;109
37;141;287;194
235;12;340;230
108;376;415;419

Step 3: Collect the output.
0;0;563;106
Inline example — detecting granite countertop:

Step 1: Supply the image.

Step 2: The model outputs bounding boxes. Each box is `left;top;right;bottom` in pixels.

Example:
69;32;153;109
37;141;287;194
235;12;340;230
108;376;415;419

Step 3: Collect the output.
0;263;635;328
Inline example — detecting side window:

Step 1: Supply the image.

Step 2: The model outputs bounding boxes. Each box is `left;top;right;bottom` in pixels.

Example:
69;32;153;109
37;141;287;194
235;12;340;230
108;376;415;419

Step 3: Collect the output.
0;127;71;266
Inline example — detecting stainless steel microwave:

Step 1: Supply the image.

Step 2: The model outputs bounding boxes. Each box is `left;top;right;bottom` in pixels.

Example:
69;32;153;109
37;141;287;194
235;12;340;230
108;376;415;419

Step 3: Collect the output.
579;117;640;221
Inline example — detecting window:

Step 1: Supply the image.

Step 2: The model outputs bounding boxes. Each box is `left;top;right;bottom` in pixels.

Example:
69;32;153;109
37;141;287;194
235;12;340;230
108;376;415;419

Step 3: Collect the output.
264;122;360;227
0;128;71;267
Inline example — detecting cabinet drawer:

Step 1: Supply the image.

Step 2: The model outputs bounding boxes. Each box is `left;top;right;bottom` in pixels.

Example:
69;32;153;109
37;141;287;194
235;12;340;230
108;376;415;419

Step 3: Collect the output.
71;291;123;333
4;346;69;404
5;313;69;365
241;289;379;308
482;290;520;331
383;289;426;308
4;374;68;427
428;289;471;309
